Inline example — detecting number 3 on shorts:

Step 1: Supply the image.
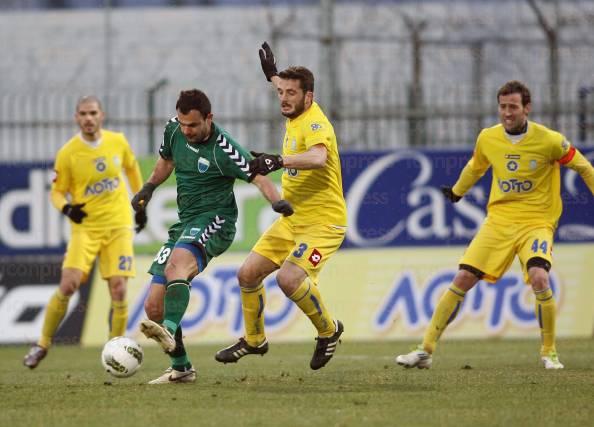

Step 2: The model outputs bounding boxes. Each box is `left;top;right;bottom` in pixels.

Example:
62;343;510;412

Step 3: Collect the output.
531;239;548;255
154;246;171;265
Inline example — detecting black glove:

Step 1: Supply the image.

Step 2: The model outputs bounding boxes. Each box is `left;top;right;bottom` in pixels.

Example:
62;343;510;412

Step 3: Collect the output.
62;203;87;224
131;182;156;211
134;209;148;233
249;151;284;177
272;200;294;217
441;186;462;203
258;41;278;82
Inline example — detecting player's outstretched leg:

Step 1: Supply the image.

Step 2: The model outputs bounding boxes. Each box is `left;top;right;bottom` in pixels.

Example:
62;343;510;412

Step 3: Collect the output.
215;282;269;364
23;288;71;369
396;284;466;369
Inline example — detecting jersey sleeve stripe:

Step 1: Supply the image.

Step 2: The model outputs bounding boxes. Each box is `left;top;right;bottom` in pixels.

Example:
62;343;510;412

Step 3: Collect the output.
216;135;252;178
558;146;576;165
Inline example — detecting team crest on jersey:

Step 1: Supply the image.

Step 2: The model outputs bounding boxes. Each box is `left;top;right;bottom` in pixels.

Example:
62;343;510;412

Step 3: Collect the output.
113;155;120;166
94;157;107;172
529;159;538;170
506;160;519;172
190;227;201;236
311;123;322;131
197;157;210;173
285;168;299;177
291;138;297;150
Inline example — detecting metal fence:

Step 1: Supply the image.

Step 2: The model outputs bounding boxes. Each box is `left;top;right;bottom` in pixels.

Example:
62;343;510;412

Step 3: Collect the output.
1;82;593;161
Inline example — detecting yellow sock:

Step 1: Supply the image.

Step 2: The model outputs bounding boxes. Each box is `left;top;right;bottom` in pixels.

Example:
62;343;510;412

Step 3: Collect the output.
240;284;266;347
289;278;334;337
110;300;128;338
535;287;556;356
422;284;466;354
38;289;70;349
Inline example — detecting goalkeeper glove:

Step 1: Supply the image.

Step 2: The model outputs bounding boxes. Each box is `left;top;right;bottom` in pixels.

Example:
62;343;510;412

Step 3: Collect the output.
249;151;284;177
441;186;462;203
131;182;156;211
272;200;294;217
134;209;148;233
62;203;87;224
258;41;278;82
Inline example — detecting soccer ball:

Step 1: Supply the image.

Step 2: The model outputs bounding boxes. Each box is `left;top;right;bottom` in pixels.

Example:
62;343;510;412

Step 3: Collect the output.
101;336;143;378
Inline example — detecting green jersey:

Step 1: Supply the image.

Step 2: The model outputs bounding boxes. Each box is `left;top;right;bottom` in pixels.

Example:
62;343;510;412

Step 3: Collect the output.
159;118;253;222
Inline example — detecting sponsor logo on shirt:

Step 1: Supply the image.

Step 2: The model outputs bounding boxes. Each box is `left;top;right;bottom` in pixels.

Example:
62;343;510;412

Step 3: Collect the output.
497;178;533;193
505;154;521;159
84;177;120;196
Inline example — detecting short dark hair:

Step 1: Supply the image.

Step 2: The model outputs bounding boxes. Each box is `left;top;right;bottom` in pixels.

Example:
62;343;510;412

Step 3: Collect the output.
497;80;531;106
278;66;315;93
76;95;102;112
176;89;211;118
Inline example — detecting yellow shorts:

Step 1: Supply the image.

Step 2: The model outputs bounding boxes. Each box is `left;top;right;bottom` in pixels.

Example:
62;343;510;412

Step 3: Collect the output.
63;227;135;280
459;217;554;284
252;218;346;284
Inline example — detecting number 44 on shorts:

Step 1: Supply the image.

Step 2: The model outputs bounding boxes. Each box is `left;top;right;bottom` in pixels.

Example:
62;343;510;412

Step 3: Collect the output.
531;239;549;255
308;248;323;267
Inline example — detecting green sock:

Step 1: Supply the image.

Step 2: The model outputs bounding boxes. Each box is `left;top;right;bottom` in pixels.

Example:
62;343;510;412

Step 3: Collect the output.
163;279;190;334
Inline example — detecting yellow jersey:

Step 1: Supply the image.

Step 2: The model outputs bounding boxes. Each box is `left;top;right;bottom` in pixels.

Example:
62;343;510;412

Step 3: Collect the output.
453;121;573;226
51;130;142;230
281;102;347;227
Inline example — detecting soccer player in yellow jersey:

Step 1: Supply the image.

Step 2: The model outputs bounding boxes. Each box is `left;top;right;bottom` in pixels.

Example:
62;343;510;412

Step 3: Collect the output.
397;80;594;370
215;42;347;370
23;96;145;369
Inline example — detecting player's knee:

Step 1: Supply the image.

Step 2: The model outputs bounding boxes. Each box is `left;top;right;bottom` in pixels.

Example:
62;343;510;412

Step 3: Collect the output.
454;267;481;292
109;277;127;300
237;263;261;287
527;257;550;291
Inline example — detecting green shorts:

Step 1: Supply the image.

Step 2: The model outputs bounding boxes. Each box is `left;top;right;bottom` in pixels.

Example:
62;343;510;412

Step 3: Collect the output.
148;213;236;279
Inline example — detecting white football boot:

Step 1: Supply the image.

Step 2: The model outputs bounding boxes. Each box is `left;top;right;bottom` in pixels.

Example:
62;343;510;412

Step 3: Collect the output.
140;319;175;353
396;346;433;369
541;351;564;370
148;367;197;384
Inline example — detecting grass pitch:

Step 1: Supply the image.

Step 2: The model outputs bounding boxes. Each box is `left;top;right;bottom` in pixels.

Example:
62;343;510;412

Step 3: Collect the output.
1;339;593;427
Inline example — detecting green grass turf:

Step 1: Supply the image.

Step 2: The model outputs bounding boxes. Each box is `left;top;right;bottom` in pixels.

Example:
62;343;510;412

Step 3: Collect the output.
1;339;593;427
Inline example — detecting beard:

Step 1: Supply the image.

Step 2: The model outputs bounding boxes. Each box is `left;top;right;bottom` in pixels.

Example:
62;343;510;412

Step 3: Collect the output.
281;99;306;119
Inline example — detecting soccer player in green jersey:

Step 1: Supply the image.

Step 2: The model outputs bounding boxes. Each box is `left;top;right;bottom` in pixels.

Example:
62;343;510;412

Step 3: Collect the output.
131;89;293;384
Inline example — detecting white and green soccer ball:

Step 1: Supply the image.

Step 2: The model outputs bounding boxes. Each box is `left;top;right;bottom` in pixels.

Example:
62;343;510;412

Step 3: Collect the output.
101;336;143;378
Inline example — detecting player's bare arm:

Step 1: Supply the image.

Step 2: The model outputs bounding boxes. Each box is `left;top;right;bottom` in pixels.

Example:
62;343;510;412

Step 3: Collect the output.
250;174;293;217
